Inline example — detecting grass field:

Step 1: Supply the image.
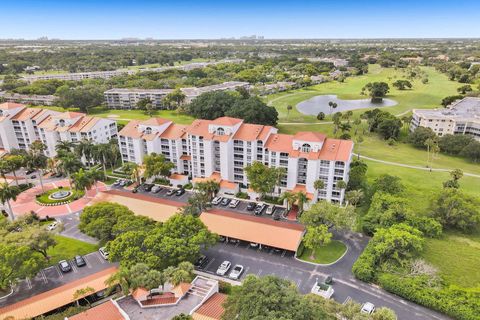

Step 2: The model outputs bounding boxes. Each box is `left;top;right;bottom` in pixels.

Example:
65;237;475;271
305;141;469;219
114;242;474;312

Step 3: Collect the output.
47;235;98;264
298;240;347;264
422;232;480;288
266;64;461;123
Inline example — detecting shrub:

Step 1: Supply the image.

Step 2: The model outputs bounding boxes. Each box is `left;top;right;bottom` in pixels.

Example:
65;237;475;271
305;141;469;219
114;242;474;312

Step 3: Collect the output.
183;183;193;190
296;242;305;257
218;281;233;294
352;248;377;282
262;195;282;205
235;191;249;199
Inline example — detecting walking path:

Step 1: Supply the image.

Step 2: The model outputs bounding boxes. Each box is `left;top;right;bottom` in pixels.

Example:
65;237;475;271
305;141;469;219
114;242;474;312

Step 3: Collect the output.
356;154;480;178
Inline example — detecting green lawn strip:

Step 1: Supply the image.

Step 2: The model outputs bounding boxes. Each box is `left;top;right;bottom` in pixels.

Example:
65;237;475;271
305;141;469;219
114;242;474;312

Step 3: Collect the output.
266;64;461;123
298;240;347;264
47;235;98;264
36;188;85;205
422;232;480;288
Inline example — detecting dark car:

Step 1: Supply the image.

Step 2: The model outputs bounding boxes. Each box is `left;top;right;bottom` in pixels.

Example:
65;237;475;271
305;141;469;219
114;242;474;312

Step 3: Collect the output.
74;255;86;267
25;169;35;175
166;188;176;196
175;188;186;196
220;198;231;206
54;172;63;178
273;212;281;220
246;202;256;211
58;260;72;273
142;183;154;191
325;275;333;285
254;204;265;215
194;255;209;269
132;187;138;193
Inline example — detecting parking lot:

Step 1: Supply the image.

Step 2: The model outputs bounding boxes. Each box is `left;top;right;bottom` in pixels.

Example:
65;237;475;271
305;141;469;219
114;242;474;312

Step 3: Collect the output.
113;183;288;222
0;251;117;308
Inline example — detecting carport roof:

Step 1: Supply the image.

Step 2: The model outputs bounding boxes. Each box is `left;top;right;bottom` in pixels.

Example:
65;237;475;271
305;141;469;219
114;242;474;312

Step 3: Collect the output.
0;267;117;320
90;190;184;222
199;209;305;252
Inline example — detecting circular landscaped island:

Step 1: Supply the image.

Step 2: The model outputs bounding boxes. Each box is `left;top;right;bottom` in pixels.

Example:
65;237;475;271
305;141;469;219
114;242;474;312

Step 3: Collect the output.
36;187;85;206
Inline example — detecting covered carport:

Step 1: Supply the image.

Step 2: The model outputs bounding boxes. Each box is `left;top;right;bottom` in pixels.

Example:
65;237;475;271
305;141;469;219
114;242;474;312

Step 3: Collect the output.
199;209;305;252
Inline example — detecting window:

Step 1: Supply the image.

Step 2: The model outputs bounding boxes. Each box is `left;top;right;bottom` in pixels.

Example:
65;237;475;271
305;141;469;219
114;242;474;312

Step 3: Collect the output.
216;127;225;135
301;143;311;152
145;127;152;134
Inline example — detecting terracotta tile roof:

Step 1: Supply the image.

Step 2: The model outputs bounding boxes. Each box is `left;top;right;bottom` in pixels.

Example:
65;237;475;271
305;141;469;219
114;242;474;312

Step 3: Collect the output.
212;116;242;126
318;138;353;162
291;185;314;200
169;173;188;180
56;111;84;119
139;293;178;306
10;107;42;121
179;154;191;161
192;293;227;320
171;283;191;297
265;133;294;153
293;131;326;143
69;116;101;133
132;287;150;301
186;119;213;137
0;102;24;110
160;123;187;140
90;190;183;222
220;180;238;190
68;300;125;320
140;118;172;126
199;209;304;251
37;115;56;130
0;267;117;320
233;123;271;141
193;172;222;184
118;120;143;139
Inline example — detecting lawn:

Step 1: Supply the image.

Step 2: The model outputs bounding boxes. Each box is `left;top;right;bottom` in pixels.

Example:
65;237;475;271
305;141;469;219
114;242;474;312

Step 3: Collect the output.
298;240;347;264
47;235;98;264
422;232;480;288
266;64;461;123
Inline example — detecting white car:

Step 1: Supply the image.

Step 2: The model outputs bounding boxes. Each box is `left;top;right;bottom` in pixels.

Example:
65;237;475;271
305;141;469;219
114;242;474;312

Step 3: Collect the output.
229;264;244;280
228;199;240;208
216;261;231;276
99;247;109;260
46;221;58;231
211;196;223;205
361;302;376;314
151;185;162;193
265;205;276;215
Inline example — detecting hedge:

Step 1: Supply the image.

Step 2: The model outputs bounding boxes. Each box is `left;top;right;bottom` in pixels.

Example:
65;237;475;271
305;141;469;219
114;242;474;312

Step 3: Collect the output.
378;274;480;320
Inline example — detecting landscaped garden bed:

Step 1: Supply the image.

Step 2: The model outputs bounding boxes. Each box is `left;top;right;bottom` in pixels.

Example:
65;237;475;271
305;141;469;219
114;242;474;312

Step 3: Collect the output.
35;187;85;206
297;240;347;265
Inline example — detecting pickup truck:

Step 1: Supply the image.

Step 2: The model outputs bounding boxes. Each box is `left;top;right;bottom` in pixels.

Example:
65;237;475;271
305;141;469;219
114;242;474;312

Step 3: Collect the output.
310;281;334;299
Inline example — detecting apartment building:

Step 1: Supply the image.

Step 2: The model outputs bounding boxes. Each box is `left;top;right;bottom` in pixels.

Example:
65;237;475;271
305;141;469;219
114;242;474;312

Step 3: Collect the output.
22;70;134;83
0;91;55;105
0;102;118;157
104;81;250;109
118;116;353;203
411;97;480;140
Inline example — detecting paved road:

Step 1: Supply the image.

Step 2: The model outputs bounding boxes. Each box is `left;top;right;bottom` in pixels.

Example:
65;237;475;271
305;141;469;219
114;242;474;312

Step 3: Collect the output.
57;213;98;244
200;237;450;320
0;251;116;308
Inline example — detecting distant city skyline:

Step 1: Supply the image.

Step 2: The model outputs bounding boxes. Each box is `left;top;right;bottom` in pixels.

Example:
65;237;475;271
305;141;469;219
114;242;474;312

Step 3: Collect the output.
1;0;480;39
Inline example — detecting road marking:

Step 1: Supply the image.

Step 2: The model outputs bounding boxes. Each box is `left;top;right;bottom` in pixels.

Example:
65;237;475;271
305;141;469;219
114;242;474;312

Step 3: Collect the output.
343;296;352;305
235;242;240;248
40;270;48;284
84;255;93;269
256;269;262;276
71;262;78;273
205;258;215;270
55;266;63;278
25;278;32;289
281;250;286;257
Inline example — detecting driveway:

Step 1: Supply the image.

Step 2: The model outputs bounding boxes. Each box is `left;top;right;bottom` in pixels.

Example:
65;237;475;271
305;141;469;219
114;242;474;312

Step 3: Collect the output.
200;237;450;320
56;213;98;244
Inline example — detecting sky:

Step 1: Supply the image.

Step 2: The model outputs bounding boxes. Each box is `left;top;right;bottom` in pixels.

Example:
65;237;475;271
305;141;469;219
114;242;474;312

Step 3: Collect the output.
1;0;479;39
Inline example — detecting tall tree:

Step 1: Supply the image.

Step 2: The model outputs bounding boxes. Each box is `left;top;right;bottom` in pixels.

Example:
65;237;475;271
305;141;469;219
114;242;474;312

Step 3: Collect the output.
0;183;20;221
4;155;25;187
303;225;332;259
72;168;94;196
143;153;174;180
279;191;297;211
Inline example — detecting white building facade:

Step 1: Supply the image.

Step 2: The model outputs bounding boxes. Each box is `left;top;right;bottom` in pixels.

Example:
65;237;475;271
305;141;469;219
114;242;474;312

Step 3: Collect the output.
118;116;353;203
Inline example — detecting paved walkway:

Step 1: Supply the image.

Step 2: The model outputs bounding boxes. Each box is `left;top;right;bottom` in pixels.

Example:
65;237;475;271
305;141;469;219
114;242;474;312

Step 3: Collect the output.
356;154;480;178
11;179;107;218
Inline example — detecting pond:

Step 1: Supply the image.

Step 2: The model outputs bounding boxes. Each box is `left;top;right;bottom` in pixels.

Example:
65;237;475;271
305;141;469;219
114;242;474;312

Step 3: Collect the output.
296;94;397;115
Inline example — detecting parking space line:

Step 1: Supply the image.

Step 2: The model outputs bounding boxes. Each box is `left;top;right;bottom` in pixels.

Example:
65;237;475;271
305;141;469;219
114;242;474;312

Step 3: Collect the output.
25;278;32;289
94;252;106;264
281;250;286;257
235;242;240;248
343;296;352;305
41;270;48;284
71;261;78;273
256;269;262;276
205;258;215;270
55;266;63;278
84;255;93;269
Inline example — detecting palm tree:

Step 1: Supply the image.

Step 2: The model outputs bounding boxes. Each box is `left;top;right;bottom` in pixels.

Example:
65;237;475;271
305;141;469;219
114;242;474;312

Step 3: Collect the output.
55;140;76;154
0;160;10;183
296;191;309;215
0;183;20;221
72;169;94;196
73;287;95;307
75;139;94;166
27;141;48;193
122;162;141;186
286;105;293;118
47;158;57;175
346;189;364;207
105;267;132;296
5;155;24;187
195;180;220;201
57;153;83;187
336;180;347;191
88;167;104;195
313;179;325;191
279;191;296;211
92;143;111;177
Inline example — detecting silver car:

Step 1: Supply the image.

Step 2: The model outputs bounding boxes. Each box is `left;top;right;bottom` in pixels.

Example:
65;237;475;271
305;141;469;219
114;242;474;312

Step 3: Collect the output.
212;196;223;205
229;264;244;280
216;260;231;276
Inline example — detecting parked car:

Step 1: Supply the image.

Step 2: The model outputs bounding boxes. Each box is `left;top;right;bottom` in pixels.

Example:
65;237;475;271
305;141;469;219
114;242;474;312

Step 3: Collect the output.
194;255;209;269
265;205;276;215
119;179;127;187
175;188;186;196
212;196;223;205
30;175;37;179
254;204;265;215
46;221;58;231
53;172;63;178
166;188;176;196
219;236;226;242
142;183;154;191
151;185;162;193
229;199;240;208
246;202;257;211
74;255;86;267
249;242;259;248
99;247;109;260
113;179;121;186
132;187;138;193
229;265;244;280
361;302;376;314
25;169;35;175
58;260;72;273
228;238;240;244
216;261;231;276
221;198;231;206
273;213;281;220
325;275;333;285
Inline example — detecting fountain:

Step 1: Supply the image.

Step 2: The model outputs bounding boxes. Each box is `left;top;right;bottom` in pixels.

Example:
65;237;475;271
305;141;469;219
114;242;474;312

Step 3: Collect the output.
49;190;72;200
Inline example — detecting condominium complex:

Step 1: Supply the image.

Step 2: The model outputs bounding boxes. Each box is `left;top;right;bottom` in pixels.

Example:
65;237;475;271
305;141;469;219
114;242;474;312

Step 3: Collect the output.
118;116;353;203
104;81;250;109
0;102;118;157
411;97;480;140
0;91;56;106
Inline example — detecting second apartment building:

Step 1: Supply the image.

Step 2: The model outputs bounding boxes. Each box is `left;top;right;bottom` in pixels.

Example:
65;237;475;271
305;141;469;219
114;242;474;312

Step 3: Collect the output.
118;116;353;203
